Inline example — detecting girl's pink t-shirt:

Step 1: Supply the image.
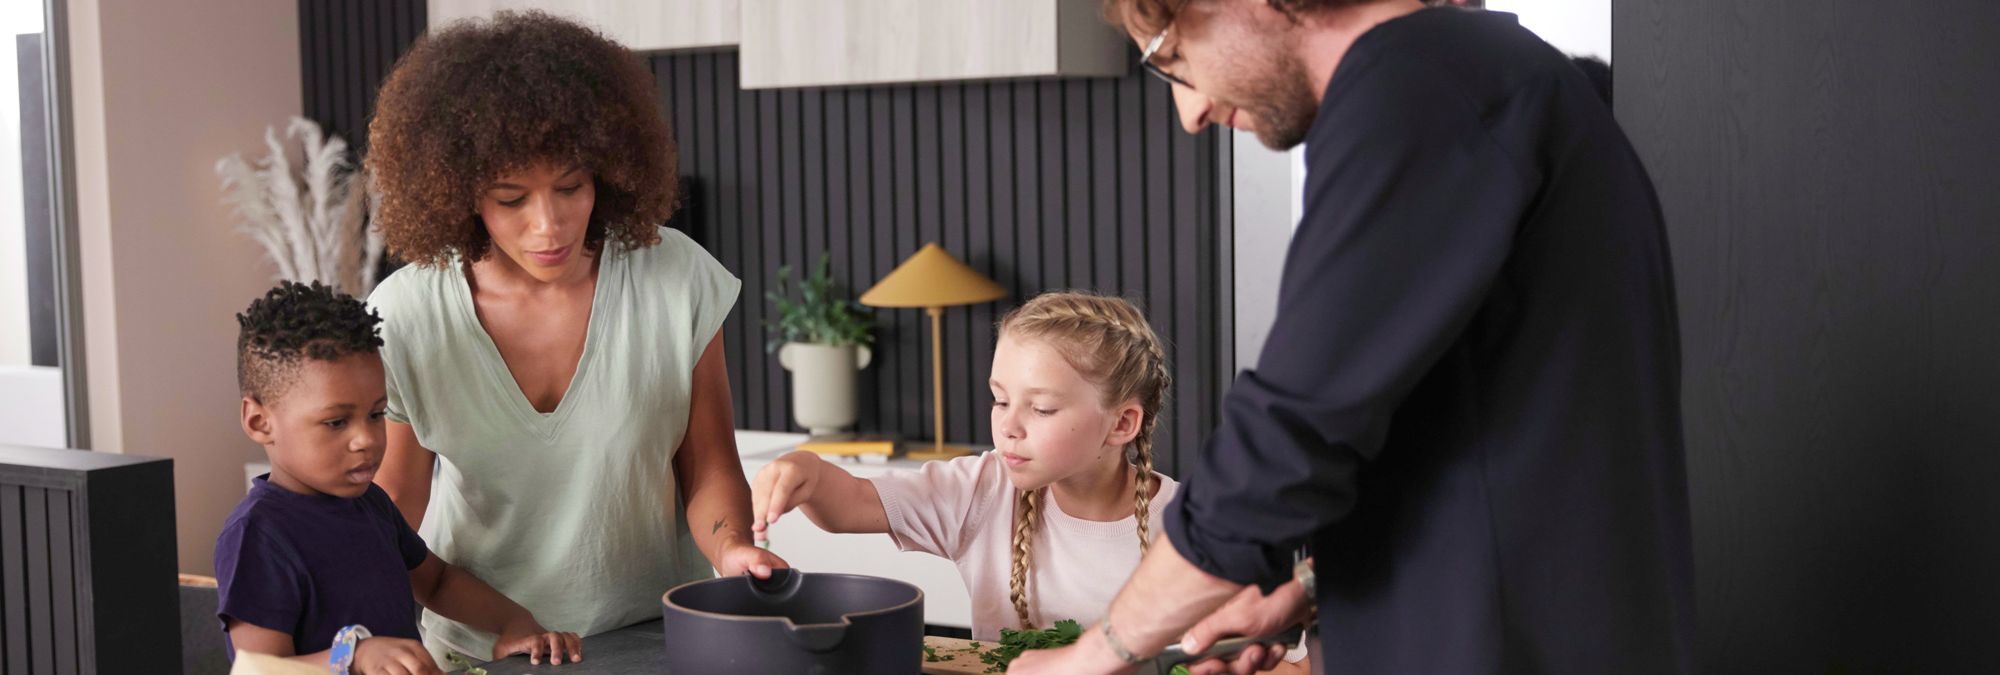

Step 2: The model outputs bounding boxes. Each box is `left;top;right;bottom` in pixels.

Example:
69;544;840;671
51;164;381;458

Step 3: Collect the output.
868;450;1179;640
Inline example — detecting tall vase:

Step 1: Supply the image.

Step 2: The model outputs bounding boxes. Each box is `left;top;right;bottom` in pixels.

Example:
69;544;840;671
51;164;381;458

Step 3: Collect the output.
778;342;872;436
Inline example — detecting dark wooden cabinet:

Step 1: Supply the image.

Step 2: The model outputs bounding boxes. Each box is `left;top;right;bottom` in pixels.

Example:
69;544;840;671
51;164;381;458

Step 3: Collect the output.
1619;0;2000;669
0;445;178;674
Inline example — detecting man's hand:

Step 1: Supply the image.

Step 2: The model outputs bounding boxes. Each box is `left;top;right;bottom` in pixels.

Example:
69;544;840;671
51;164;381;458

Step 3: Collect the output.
1178;580;1314;675
1006;624;1140;675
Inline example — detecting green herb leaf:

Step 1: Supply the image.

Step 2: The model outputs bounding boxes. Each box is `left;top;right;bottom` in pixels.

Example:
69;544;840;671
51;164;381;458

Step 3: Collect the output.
443;651;489;675
977;619;1087;672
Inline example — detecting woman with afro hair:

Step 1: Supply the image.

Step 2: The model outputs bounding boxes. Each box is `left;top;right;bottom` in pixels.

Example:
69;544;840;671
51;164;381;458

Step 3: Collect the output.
362;11;787;664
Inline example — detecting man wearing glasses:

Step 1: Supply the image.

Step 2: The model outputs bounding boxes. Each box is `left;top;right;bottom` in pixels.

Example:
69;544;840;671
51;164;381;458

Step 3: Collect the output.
1013;1;1692;673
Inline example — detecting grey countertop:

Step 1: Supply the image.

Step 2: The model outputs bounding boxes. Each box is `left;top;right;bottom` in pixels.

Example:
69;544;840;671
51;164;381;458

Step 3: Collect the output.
477;621;664;674
475;619;968;674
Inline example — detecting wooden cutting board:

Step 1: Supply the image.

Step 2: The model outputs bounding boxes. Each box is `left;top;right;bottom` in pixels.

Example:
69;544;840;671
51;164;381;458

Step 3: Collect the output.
922;636;1002;675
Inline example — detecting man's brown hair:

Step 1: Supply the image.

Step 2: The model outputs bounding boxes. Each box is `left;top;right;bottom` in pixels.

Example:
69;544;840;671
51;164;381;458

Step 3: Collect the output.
1101;0;1383;34
1104;0;1400;34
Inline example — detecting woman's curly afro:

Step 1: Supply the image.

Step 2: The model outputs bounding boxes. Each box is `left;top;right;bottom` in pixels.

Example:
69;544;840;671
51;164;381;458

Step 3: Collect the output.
365;10;676;266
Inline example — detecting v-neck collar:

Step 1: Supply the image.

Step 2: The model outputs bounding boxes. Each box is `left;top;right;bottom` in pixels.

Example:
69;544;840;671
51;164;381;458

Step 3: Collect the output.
451;248;618;439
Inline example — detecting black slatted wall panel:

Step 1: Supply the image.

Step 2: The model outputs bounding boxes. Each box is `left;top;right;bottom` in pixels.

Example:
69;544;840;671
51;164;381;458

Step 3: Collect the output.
298;0;425;152
295;12;1234;475
654;52;1231;477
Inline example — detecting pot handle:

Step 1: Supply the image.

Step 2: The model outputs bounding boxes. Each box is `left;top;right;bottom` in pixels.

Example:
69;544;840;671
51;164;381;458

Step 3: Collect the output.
778;344;798;371
745;570;851;654
747;568;802;602
786;622;851;654
855;346;871;370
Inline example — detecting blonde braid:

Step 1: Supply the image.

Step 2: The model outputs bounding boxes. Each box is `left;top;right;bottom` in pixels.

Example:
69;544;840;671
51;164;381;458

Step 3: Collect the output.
1009;487;1046;629
1129;327;1169;552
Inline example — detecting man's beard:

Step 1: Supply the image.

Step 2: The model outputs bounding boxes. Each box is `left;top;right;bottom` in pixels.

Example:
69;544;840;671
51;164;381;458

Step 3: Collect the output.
1234;50;1321;150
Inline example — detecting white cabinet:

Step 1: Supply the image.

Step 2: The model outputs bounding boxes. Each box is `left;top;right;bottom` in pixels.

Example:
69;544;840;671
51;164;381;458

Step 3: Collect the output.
428;0;739;52
739;0;1130;89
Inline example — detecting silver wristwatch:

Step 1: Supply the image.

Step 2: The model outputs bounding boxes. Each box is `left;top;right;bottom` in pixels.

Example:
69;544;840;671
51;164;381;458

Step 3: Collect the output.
1101;621;1146;664
1293;557;1317;600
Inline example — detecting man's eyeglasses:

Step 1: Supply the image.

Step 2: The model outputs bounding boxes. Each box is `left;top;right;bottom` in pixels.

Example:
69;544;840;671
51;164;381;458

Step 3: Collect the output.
1139;9;1194;90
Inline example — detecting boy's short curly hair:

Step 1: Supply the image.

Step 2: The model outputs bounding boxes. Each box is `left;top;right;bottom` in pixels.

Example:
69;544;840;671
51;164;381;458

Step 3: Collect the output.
365;10;675;267
237;281;384;403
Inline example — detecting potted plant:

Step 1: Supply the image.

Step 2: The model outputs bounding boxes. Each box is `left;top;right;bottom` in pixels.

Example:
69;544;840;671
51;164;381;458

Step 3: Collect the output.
767;253;874;437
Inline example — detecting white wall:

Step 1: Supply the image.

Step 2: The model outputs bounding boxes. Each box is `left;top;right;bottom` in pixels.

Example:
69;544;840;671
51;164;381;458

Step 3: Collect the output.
1487;0;1611;61
68;0;299;574
0;366;63;448
1232;131;1294;370
0;2;44;368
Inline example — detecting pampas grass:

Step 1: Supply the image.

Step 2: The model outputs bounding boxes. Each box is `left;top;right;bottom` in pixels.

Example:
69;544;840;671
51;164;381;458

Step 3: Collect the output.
216;117;383;297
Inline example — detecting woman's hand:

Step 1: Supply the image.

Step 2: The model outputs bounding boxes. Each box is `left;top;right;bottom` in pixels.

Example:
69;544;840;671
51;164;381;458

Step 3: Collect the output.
354;636;444;675
750;451;826;540
715;540;790;579
490;619;582;666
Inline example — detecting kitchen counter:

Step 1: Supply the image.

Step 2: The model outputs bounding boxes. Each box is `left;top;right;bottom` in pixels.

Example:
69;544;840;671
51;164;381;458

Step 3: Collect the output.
476;620;994;674
477;620;664;673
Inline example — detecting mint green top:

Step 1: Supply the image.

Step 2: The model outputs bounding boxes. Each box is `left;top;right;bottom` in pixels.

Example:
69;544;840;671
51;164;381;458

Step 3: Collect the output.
367;228;740;659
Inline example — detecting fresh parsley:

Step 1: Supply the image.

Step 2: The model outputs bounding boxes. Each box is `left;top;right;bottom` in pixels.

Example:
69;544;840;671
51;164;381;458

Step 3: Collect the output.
978;619;1085;673
443;651;489;675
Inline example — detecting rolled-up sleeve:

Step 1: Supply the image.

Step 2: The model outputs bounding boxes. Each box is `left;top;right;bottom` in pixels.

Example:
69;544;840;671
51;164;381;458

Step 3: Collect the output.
1165;66;1542;590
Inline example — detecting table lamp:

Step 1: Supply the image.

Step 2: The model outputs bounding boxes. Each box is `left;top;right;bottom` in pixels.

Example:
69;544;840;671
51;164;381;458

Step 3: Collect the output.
859;243;1007;460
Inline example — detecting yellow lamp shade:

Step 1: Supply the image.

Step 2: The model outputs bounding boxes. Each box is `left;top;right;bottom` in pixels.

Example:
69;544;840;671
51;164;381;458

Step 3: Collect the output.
859;243;1007;309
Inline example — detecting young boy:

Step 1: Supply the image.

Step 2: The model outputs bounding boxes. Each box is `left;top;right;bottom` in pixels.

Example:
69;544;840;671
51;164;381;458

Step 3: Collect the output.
217;281;582;673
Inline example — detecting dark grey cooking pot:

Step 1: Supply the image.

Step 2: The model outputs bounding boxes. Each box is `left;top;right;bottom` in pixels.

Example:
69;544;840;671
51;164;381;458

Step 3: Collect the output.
660;569;924;674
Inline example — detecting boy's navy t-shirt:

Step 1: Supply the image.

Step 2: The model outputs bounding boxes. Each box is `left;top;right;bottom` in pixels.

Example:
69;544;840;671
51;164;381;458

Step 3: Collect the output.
214;475;428;659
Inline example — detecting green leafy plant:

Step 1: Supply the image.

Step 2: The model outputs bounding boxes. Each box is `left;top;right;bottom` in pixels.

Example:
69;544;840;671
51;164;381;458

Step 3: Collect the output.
765;252;874;353
979;619;1085;673
443;651;489;675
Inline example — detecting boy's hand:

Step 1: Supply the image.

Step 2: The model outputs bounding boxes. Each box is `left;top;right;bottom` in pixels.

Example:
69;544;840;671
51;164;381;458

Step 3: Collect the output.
491;619;582;666
354;636;444;675
750;451;824;539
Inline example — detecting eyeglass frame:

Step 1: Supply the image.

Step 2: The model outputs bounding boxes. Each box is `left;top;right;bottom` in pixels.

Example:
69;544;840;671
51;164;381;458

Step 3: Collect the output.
1139;2;1196;90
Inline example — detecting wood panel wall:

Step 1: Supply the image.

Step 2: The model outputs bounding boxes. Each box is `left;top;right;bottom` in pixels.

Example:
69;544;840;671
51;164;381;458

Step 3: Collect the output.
654;51;1232;476
299;9;1234;476
1617;0;2000;669
298;0;425;152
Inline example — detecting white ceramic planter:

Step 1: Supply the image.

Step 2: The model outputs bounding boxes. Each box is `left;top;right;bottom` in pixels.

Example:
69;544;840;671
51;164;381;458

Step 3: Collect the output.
778;342;872;436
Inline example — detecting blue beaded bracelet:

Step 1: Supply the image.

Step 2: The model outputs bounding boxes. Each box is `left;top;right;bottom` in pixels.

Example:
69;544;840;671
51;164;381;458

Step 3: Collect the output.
328;624;372;674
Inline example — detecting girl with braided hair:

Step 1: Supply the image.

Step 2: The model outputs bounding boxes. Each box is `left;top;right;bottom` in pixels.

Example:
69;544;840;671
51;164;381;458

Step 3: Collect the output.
750;291;1178;640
